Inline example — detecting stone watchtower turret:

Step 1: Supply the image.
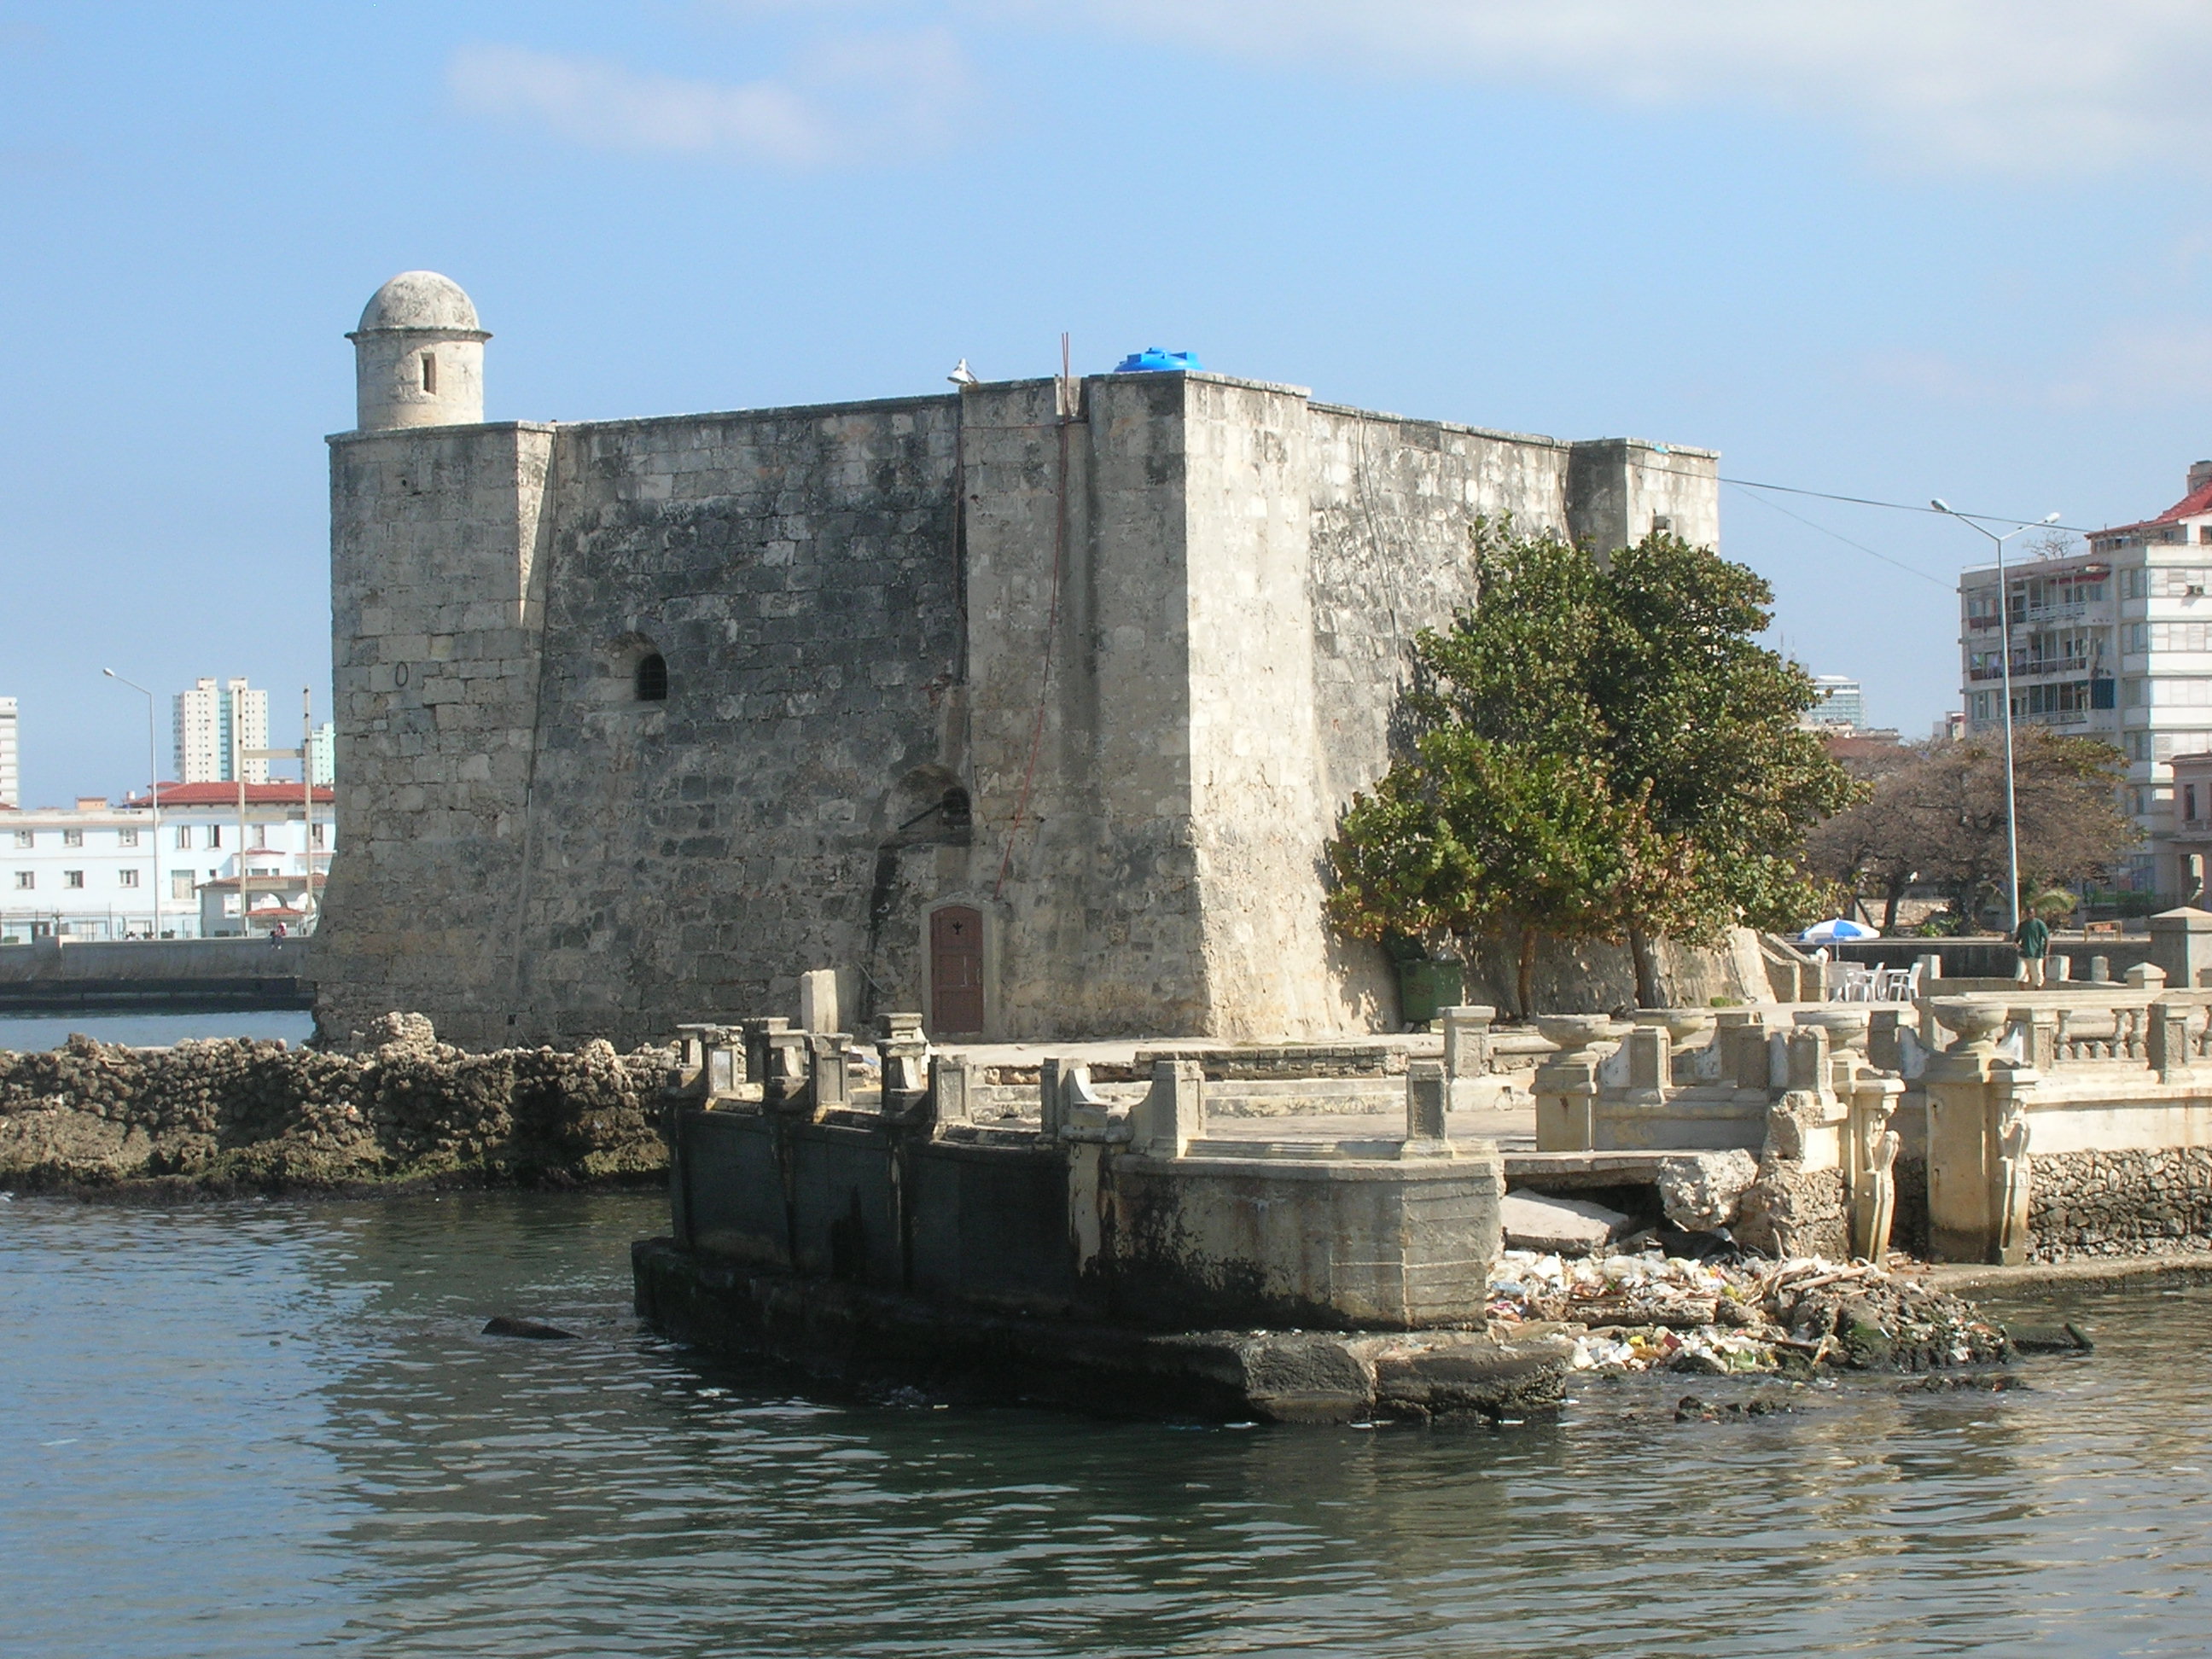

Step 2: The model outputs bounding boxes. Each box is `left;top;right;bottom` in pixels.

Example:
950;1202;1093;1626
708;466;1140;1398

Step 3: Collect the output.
320;271;551;1045
347;271;490;431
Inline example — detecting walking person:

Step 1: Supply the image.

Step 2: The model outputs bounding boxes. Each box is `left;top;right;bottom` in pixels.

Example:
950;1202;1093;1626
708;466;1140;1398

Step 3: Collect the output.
2016;909;2050;988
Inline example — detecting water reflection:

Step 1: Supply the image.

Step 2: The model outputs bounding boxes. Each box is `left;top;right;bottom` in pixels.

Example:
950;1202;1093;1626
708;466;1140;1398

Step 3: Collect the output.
6;1192;2212;1657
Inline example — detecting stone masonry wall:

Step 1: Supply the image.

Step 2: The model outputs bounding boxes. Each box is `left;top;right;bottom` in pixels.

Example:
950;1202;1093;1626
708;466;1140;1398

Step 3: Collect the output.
959;375;1213;1038
510;399;966;1046
2029;1149;2212;1261
318;372;1725;1048
1307;407;1573;1027
1183;378;1333;1039
320;399;966;1049
317;422;554;1045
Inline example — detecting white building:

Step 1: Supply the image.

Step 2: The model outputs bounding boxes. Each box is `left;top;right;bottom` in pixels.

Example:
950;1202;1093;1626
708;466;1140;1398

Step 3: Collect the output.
1;782;335;941
1805;675;1867;730
0;696;16;808
308;719;335;786
173;677;271;785
1959;458;2212;897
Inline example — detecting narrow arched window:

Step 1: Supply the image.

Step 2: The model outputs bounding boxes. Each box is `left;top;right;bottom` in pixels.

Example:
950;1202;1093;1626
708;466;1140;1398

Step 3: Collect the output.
420;352;437;393
636;652;668;701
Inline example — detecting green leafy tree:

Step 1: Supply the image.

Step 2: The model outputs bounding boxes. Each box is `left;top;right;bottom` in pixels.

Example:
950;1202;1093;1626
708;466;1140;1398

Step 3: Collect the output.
1327;519;1856;1015
1589;534;1860;1003
1328;731;1674;1019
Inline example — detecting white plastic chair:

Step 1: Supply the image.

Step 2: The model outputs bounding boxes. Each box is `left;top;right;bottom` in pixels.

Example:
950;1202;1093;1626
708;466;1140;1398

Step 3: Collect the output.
1872;965;1912;1002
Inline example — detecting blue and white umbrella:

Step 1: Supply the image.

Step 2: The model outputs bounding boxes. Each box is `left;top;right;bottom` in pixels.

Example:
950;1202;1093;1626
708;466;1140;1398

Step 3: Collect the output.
1800;917;1879;943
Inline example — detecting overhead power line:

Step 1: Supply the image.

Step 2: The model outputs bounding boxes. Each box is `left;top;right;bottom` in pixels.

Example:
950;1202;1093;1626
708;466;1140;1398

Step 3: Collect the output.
1726;484;1952;588
1631;453;2091;533
1719;474;2091;534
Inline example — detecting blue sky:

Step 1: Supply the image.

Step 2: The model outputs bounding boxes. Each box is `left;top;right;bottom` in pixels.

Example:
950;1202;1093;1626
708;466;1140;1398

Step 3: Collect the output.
6;2;2212;806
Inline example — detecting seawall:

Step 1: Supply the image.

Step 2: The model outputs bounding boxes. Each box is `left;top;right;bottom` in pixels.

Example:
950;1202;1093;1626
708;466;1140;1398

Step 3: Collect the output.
0;1015;667;1193
0;936;315;1015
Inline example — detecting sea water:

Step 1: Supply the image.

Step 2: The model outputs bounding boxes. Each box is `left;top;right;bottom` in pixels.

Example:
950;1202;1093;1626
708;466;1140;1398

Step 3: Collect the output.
3;1190;2207;1657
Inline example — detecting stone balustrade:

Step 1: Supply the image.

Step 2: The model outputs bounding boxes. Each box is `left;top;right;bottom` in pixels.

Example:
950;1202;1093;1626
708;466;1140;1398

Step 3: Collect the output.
1516;979;2212;1265
1529;1004;1903;1261
667;987;2212;1274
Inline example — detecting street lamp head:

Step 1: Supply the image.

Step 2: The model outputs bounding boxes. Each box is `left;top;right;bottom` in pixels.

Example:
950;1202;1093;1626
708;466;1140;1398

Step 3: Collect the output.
1932;498;1953;514
102;667;116;678
2041;512;2062;524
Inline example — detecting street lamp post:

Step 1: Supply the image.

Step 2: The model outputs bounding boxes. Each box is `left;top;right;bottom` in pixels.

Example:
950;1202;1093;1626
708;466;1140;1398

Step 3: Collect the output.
1933;503;2063;938
101;668;162;939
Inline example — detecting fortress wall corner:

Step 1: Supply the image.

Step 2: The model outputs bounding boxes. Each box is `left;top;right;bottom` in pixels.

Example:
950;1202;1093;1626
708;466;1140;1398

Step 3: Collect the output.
317;422;554;1045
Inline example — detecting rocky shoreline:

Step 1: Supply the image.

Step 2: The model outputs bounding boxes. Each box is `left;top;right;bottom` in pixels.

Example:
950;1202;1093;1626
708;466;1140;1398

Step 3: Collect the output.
1488;1249;2012;1377
0;1016;671;1196
631;1241;2020;1424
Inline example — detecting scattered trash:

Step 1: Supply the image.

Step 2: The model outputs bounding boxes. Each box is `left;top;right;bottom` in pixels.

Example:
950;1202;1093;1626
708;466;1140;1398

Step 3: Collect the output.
1487;1249;2008;1374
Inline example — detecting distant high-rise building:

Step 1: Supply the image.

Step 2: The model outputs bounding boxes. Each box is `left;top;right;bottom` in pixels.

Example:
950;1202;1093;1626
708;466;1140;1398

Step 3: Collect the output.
0;696;17;808
1957;457;2212;896
173;678;270;784
307;720;336;786
1805;675;1866;730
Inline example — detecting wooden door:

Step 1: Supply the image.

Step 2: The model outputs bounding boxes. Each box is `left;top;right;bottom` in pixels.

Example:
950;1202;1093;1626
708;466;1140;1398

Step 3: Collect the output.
929;906;985;1033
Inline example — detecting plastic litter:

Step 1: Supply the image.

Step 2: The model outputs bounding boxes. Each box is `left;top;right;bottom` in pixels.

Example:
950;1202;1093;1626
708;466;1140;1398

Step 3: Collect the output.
1114;346;1203;373
1487;1249;2005;1374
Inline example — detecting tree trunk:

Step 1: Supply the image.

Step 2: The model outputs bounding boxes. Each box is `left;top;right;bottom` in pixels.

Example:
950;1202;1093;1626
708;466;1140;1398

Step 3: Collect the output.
1627;923;1662;1010
1516;924;1539;1021
1882;877;1905;934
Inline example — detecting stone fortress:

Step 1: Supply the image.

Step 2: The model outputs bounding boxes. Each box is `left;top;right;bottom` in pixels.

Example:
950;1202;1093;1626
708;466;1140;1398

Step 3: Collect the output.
315;272;1721;1050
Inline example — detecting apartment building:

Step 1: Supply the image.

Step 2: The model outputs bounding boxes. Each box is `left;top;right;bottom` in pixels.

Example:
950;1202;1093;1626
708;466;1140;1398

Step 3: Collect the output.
173;676;271;785
0;696;16;809
1959;459;2212;897
2;783;335;940
1806;675;1867;730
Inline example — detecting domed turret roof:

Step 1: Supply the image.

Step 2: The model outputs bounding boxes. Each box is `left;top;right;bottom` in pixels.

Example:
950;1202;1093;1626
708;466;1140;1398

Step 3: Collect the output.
354;271;483;335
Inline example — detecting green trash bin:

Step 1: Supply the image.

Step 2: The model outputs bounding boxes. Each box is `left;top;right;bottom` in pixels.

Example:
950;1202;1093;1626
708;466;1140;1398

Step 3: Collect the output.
1394;957;1464;1026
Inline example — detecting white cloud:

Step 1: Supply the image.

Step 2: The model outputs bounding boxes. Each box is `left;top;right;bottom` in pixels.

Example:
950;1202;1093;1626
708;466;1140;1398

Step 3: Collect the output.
448;29;973;166
2046;320;2212;408
1043;0;2212;176
452;4;2212;176
1862;317;2212;411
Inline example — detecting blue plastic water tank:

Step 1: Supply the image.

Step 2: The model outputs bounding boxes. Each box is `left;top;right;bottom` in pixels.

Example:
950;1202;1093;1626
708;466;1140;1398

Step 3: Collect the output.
1113;346;1202;373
